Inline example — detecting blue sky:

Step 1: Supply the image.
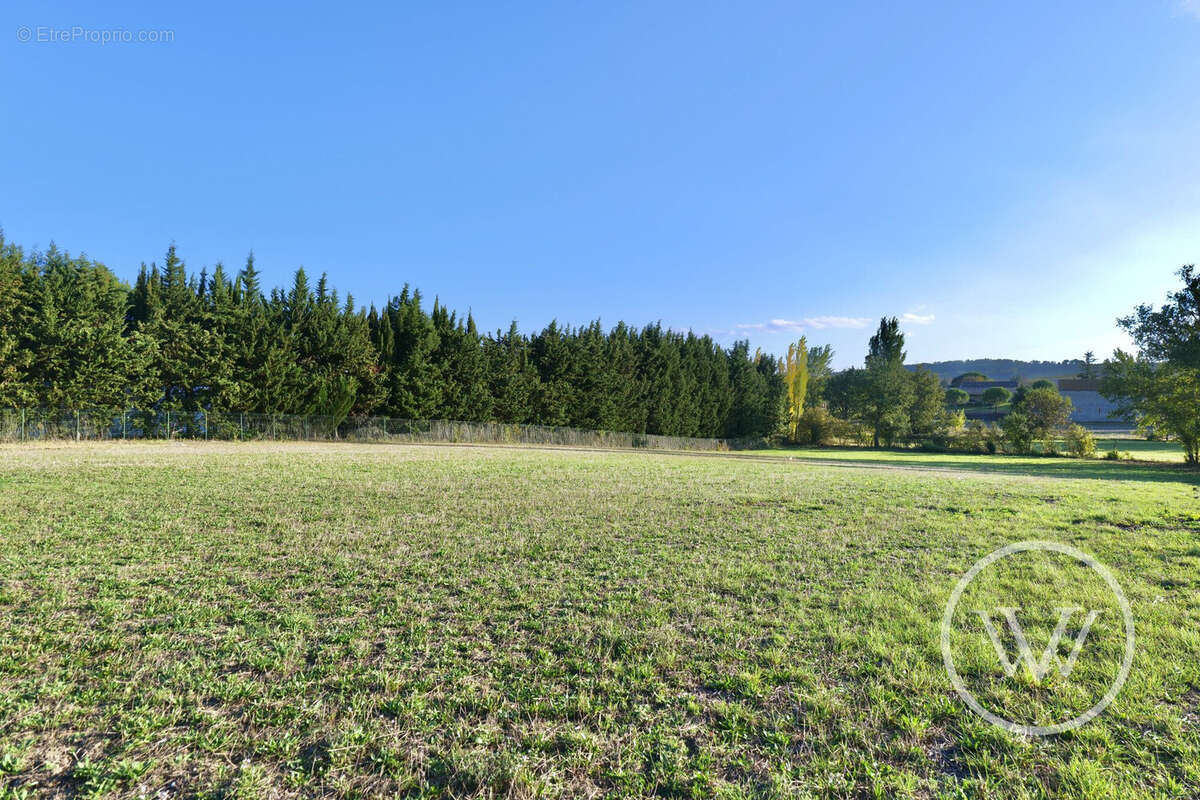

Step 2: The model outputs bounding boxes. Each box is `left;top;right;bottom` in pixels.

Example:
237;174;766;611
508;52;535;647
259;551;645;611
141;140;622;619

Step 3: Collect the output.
4;1;1200;367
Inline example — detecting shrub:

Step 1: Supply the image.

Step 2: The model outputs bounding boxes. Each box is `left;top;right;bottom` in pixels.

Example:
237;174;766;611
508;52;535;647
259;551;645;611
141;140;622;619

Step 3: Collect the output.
920;432;953;452
850;422;874;447
959;420;987;452
957;420;1003;454
1064;424;1096;458
792;407;846;446
999;411;1033;454
942;409;966;432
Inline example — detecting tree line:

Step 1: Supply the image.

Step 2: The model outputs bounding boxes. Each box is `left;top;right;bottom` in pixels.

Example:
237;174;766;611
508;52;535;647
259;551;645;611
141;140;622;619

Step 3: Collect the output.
0;238;815;439
7;237;1193;458
1;237;975;444
9;235;1195;459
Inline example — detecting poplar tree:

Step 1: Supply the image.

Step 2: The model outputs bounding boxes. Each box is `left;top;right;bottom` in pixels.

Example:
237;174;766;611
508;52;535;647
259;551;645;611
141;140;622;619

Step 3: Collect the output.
783;337;809;442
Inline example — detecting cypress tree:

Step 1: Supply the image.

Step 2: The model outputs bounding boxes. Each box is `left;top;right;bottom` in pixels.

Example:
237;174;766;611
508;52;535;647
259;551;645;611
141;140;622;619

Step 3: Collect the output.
0;235;810;440
487;321;539;424
0;235;32;406
726;341;770;438
386;290;442;418
531;320;575;427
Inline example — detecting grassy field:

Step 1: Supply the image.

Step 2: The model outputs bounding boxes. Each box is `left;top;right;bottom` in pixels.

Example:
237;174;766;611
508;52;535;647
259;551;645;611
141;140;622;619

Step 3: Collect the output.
756;438;1188;467
753;438;1192;477
1091;439;1188;462
0;442;1198;799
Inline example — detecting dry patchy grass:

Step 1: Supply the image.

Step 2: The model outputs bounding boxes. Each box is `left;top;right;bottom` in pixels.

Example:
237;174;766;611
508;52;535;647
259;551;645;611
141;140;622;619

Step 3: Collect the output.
0;442;1197;798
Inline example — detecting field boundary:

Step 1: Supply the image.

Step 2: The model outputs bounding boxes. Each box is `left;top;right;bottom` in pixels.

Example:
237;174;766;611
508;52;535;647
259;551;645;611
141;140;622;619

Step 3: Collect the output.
0;407;754;453
10;436;1195;486
386;440;1200;482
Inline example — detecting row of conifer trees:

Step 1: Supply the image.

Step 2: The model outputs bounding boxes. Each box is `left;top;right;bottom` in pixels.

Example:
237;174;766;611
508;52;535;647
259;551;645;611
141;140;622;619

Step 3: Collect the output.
0;238;800;439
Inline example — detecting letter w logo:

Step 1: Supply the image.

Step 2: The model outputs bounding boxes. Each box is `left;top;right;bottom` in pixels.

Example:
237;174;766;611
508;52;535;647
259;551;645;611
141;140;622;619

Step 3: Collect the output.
974;607;1101;682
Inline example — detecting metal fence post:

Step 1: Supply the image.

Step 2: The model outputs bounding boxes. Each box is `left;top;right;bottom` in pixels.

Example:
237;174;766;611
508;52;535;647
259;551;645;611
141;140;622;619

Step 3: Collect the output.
204;409;209;440
20;407;25;442
166;409;171;440
75;409;80;442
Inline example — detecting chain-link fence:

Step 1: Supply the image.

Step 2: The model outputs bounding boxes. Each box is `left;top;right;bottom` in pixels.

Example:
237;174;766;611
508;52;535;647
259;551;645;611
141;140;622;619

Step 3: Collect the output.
0;408;745;452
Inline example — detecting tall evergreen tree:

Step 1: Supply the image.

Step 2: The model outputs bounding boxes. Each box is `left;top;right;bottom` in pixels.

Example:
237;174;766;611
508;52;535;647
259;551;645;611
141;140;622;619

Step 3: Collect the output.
24;245;148;408
385;289;443;418
726;341;771;438
0;235;32;407
129;245;227;410
0;236;812;441
862;317;914;447
531;320;575;427
487;321;540;424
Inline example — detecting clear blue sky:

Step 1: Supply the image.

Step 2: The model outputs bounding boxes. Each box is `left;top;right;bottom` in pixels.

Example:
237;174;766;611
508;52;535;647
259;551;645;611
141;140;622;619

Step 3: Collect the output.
5;1;1200;367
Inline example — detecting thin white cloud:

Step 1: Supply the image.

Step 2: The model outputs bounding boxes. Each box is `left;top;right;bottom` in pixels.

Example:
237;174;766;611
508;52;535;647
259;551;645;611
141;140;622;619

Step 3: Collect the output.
1179;0;1200;20
803;316;873;329
901;312;935;325
735;316;870;333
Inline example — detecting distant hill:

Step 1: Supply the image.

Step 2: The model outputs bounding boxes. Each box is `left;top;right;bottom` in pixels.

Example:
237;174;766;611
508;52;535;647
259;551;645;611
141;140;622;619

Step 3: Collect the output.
909;359;1083;384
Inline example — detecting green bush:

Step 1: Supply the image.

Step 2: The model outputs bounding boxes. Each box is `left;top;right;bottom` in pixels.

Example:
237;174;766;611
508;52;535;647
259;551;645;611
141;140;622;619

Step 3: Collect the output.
942;408;966;432
999;411;1033;454
920;433;954;452
957;420;1004;454
1064;424;1096;458
958;420;985;452
792;407;851;446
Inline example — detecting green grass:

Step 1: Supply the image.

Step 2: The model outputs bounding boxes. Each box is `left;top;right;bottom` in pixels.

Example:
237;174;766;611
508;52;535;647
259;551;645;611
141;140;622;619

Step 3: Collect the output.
0;442;1198;799
753;441;1196;482
1092;438;1188;463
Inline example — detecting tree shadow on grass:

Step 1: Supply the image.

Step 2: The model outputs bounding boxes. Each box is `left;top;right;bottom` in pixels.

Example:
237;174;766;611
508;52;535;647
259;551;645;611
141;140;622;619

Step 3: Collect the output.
780;450;1200;485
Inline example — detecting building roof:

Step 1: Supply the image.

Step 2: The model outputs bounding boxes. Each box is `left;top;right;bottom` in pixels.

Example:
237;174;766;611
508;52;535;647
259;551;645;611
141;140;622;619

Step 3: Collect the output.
1058;378;1101;392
